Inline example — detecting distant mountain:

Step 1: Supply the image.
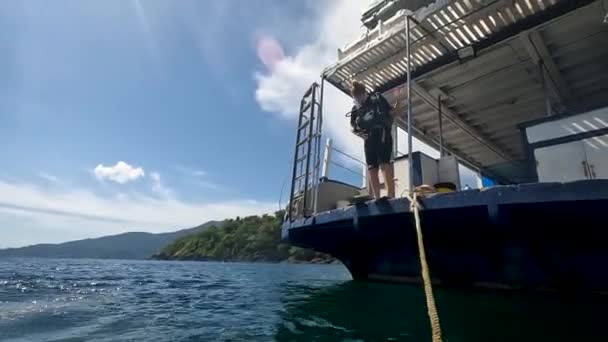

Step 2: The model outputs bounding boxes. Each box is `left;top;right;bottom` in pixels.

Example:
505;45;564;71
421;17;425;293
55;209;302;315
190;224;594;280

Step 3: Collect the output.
0;221;220;260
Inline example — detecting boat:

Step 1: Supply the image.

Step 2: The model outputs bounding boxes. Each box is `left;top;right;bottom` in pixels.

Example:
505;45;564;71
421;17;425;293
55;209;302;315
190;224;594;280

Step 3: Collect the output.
281;0;608;293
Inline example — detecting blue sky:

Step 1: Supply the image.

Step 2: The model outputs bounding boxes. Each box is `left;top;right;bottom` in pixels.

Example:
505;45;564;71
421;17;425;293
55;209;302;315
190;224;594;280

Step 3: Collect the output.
0;0;376;247
1;0;314;201
0;0;477;247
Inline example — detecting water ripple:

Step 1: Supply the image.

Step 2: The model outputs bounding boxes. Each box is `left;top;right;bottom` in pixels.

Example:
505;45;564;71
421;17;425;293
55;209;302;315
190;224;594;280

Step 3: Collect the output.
1;258;607;341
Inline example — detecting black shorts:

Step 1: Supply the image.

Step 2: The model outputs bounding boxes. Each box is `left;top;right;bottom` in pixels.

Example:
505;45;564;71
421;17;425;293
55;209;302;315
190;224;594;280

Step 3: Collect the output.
364;127;393;170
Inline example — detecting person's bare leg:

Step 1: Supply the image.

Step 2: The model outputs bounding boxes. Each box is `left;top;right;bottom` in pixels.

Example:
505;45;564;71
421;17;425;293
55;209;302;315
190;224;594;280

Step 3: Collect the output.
380;163;395;198
368;167;381;199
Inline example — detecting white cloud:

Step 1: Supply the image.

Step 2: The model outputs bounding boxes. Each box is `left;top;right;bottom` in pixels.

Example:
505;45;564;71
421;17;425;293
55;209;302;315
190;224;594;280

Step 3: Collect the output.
254;0;371;159
0;179;276;247
175;165;226;192
175;165;207;177
38;172;64;185
94;161;145;184
253;0;448;167
150;171;172;198
193;179;225;192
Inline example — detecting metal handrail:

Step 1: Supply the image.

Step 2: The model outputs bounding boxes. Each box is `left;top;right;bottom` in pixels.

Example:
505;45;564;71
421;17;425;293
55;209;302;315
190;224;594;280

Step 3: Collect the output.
330;146;366;166
329;161;365;178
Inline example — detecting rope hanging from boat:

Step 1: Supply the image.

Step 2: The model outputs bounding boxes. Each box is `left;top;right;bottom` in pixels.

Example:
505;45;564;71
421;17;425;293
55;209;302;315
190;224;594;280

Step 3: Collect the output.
407;192;443;342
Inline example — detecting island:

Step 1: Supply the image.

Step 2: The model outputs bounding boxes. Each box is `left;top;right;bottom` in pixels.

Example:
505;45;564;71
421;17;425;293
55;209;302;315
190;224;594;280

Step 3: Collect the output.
154;211;334;264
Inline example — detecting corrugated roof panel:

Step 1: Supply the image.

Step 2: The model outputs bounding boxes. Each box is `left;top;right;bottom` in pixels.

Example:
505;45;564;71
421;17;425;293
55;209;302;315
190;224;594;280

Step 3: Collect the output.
462;0;475;11
412;26;425;40
438;10;453;28
517;0;541;15
430;12;445;28
356;51;372;66
368;48;380;61
536;0;547;11
386;63;401;76
382;68;397;80
375;68;388;81
385;39;399;52
410;52;423;65
461;25;478;42
454;28;471;44
446;31;463;48
429;44;443;56
495;10;509;26
472;23;487;38
514;1;529;17
454;1;468;16
504;7;517;23
526;0;539;12
417;46;432;61
423;45;438;59
387;64;403;77
485;15;499;31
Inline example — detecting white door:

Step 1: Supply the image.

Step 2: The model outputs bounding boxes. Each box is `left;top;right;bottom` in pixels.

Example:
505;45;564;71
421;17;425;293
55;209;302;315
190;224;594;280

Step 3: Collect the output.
535;141;588;182
582;134;608;179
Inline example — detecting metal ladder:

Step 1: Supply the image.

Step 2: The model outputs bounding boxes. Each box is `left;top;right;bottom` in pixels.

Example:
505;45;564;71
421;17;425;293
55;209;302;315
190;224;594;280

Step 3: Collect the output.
288;82;323;221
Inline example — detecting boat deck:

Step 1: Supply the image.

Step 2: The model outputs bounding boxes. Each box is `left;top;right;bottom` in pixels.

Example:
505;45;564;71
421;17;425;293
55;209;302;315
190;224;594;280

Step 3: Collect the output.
283;180;608;292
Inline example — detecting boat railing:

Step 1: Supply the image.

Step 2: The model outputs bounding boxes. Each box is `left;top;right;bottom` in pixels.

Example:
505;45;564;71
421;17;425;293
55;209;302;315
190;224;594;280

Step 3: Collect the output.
324;140;367;186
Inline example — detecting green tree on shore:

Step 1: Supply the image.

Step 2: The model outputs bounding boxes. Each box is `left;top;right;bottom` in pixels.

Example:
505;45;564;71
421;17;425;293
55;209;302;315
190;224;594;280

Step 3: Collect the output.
155;211;333;263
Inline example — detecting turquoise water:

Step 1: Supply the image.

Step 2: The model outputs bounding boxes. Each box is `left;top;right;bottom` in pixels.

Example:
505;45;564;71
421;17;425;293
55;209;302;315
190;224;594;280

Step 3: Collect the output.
0;258;606;341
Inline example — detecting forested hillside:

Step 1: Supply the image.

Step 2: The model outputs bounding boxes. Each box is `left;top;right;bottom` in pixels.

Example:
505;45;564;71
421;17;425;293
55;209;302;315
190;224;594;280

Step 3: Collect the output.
154;212;334;263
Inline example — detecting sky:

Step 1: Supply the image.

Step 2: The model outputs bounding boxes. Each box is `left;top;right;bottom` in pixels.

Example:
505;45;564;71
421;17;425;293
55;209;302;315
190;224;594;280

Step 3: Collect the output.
0;0;477;248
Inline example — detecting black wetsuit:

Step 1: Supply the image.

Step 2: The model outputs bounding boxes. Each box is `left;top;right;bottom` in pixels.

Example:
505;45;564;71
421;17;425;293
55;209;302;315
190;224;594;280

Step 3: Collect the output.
350;93;393;170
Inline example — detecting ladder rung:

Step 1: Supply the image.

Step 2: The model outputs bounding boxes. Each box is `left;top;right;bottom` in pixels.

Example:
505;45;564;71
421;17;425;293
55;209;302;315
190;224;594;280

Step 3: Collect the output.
294;174;308;181
301;101;312;113
303;85;314;98
296;137;310;147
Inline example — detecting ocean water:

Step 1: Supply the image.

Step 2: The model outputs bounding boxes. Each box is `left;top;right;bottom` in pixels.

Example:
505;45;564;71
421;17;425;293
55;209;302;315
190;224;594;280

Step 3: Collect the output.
0;258;606;341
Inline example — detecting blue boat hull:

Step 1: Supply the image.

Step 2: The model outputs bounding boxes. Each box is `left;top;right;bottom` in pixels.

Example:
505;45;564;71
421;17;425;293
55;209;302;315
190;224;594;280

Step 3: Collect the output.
282;180;608;293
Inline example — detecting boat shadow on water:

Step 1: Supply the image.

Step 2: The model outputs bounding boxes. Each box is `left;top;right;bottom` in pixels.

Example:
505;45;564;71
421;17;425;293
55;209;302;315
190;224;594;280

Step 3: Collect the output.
275;280;608;342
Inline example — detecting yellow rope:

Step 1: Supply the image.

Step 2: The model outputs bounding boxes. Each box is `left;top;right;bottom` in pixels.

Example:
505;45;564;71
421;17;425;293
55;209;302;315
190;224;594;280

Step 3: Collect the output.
407;192;443;342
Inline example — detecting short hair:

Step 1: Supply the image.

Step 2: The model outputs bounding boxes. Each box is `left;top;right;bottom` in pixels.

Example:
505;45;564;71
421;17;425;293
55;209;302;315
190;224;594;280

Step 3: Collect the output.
351;81;367;97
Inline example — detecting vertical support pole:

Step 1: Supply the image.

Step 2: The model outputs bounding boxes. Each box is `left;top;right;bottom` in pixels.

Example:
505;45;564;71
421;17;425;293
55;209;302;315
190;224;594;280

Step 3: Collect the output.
392;123;399;158
406;15;414;194
539;61;551;117
437;95;444;158
321;138;332;179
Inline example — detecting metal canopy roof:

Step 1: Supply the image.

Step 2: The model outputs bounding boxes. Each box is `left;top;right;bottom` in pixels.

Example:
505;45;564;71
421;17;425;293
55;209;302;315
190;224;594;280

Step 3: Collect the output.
322;0;608;183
